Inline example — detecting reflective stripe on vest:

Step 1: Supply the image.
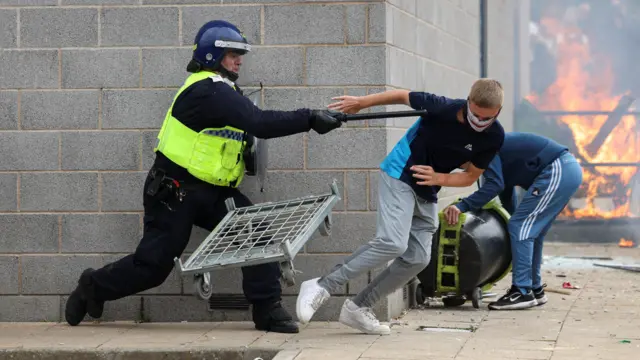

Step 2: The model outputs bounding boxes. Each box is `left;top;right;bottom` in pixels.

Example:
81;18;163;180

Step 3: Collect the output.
154;71;247;188
202;129;245;141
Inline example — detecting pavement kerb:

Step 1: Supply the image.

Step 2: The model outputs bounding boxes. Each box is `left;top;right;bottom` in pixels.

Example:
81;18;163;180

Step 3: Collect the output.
0;347;281;360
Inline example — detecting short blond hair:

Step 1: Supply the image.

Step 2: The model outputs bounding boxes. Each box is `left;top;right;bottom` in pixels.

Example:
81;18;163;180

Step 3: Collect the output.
468;78;503;109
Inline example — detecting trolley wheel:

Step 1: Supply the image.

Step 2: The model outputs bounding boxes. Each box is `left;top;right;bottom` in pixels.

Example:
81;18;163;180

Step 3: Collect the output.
280;261;296;287
415;284;426;305
318;215;332;237
442;296;466;307
471;287;482;309
193;272;213;301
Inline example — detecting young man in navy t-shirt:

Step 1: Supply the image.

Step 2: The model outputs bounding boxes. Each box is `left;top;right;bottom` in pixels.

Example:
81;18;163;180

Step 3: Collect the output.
295;79;505;334
442;132;583;310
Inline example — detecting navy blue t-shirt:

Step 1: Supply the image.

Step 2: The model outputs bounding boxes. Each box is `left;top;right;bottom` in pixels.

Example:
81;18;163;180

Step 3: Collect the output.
380;91;505;202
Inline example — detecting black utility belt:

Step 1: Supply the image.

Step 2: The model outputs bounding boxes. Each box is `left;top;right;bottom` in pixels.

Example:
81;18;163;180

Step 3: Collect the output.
147;168;186;204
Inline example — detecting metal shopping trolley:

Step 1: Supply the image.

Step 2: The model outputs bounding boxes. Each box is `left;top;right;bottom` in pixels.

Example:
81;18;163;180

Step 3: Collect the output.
175;180;342;300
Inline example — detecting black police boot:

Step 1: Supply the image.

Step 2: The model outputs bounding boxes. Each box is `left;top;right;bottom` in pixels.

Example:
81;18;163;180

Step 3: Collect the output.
252;301;299;333
65;268;105;326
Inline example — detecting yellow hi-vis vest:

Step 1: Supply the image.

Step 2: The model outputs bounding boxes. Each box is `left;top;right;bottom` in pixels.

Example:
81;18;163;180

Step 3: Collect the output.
154;71;247;187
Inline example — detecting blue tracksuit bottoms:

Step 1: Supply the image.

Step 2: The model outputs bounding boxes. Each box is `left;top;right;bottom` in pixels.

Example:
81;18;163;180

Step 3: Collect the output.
509;151;583;291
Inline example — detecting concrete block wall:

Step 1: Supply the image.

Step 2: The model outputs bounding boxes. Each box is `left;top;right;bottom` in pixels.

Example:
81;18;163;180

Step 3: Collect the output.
0;0;518;323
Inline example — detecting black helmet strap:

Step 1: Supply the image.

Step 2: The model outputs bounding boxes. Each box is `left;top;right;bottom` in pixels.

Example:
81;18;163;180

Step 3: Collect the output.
187;49;240;82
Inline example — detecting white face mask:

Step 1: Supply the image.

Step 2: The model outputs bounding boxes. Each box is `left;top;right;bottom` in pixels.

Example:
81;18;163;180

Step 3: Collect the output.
466;102;497;132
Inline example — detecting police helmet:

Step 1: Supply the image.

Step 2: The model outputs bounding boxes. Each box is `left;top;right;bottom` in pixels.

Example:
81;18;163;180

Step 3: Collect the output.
187;20;251;82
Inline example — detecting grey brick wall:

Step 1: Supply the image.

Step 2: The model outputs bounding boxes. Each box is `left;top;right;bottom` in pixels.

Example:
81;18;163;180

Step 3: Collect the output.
0;0;517;323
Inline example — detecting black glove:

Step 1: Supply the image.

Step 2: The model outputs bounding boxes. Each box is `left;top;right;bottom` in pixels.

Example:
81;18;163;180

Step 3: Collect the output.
309;110;343;134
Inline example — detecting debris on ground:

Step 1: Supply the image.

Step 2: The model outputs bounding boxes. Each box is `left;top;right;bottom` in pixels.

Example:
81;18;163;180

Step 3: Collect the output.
564;256;613;260
420;298;444;307
390;319;409;328
545;287;572;295
417;325;477;333
594;263;640;273
563;281;581;289
392;309;409;319
543;255;635;270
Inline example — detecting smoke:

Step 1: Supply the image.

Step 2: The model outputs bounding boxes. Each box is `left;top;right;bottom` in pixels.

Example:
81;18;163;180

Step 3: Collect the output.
529;0;638;98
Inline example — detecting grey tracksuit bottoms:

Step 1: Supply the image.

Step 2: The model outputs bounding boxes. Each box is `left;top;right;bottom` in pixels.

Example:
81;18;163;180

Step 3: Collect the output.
318;170;438;308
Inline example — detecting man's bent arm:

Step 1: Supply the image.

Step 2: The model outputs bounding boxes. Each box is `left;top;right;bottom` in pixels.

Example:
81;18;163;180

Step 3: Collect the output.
456;156;505;213
436;163;486;188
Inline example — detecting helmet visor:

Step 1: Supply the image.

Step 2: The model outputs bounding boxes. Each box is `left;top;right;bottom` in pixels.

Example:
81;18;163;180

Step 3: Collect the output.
215;40;251;53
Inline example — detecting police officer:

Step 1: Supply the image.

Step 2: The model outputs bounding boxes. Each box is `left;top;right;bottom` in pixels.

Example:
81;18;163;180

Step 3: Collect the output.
64;20;342;333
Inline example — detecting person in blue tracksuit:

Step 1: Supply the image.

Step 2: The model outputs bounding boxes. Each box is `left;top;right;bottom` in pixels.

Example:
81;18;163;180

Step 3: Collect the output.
442;132;583;310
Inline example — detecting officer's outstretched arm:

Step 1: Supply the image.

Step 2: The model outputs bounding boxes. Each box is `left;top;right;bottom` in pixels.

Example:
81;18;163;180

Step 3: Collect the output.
211;84;340;139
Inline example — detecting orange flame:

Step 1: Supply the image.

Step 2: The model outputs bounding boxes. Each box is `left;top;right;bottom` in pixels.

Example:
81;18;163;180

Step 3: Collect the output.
619;238;635;248
526;14;639;219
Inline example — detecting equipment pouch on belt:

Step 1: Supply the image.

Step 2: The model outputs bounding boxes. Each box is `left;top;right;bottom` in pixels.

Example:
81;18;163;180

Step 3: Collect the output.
147;169;186;210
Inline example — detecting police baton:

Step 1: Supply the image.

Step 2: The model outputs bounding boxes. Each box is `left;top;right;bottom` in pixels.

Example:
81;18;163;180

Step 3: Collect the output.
334;109;428;122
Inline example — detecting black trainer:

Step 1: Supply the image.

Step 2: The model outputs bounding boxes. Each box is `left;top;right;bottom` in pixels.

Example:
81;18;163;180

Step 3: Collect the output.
252;301;299;334
533;283;548;306
488;285;537;310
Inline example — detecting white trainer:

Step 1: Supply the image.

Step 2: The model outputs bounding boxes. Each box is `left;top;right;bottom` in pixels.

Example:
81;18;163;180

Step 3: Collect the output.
338;299;391;335
296;277;330;324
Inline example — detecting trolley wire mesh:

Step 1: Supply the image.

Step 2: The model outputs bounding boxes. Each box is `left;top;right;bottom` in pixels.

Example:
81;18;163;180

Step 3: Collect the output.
184;194;332;270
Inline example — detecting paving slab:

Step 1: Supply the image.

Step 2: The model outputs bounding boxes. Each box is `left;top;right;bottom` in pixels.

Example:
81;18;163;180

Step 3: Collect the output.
0;243;639;360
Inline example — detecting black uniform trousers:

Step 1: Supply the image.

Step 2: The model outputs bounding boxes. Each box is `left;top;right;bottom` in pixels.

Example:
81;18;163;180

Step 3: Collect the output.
89;168;282;305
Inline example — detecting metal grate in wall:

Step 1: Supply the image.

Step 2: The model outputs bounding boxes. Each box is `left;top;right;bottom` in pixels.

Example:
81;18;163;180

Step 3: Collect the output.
208;294;251;311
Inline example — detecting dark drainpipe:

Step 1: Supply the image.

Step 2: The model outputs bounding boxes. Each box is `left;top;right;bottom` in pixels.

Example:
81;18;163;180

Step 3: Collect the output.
476;0;489;189
480;0;488;78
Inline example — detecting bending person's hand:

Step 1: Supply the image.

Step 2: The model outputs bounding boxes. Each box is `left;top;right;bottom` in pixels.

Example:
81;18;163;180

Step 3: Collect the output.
443;205;461;225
